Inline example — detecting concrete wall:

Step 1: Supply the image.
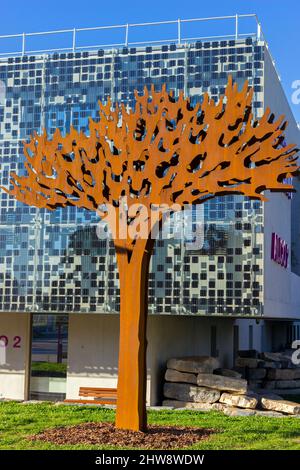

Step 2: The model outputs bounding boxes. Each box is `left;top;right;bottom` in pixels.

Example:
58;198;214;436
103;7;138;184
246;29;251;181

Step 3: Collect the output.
263;47;300;319
66;314;236;405
0;313;31;400
233;318;293;353
235;318;263;352
66;314;119;400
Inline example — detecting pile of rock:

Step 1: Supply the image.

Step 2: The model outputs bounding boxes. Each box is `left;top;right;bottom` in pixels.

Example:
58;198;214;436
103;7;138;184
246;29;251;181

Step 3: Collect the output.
162;356;300;417
236;350;300;394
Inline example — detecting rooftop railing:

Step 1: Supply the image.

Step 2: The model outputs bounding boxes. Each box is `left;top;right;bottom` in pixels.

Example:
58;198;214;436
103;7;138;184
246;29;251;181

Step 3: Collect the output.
0;14;263;57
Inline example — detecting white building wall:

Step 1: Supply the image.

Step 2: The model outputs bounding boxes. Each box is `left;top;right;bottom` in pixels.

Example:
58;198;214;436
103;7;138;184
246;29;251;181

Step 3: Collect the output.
66;314;119;400
263;47;300;319
235;318;263;352
0;313;31;400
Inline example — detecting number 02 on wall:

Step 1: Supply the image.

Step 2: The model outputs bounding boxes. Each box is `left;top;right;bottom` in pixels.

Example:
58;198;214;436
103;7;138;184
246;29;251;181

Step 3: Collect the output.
0;336;22;348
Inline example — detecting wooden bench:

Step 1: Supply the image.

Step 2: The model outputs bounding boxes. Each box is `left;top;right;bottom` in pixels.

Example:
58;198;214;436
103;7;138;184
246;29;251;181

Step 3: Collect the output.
64;387;117;405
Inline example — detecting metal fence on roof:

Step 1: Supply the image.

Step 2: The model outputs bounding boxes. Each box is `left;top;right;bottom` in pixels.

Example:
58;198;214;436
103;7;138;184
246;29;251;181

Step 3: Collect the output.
0;14;263;57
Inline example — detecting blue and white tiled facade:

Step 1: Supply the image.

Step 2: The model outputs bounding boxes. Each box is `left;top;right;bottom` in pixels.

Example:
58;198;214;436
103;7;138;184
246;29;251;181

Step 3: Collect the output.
0;38;265;315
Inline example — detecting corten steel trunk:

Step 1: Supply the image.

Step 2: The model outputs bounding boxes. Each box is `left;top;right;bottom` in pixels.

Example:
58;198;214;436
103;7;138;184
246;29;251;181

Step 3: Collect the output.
115;237;155;431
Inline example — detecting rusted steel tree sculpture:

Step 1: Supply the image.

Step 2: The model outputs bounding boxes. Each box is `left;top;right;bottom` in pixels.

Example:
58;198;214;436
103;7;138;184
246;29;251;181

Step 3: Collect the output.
4;76;298;431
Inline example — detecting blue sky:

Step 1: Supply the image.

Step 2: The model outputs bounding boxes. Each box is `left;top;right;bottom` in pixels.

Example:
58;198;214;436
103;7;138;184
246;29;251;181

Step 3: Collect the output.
0;0;299;122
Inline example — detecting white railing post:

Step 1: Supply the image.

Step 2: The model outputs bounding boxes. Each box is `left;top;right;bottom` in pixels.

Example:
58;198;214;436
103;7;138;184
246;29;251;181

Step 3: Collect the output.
125;23;129;46
178;18;181;45
257;22;261;40
235;14;238;40
22;32;26;56
72;28;76;52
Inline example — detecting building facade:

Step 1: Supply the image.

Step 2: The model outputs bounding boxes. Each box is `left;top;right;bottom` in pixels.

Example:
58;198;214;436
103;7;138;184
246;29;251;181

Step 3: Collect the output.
0;16;299;403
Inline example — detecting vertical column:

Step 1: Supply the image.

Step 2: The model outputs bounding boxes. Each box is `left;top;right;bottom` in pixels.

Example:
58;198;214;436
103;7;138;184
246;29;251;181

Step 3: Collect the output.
23;313;33;400
72;28;76;52
257;22;261;41
177;19;181;46
111;49;116;103
22;33;26;56
32;55;47;313
183;45;188;97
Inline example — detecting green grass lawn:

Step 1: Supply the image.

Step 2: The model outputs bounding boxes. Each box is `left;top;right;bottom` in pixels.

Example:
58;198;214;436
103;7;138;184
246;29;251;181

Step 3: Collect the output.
0;401;299;450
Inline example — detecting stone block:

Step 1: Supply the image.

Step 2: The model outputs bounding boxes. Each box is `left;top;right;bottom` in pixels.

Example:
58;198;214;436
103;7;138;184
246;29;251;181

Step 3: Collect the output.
197;373;247;393
162;400;213;411
275;388;300;395
214;368;242;379
260;352;283;362
148;406;174;411
223;406;256;417
258;361;281;369
274;380;300;389
247;368;266;379
219;392;258;409
267;369;300;380
235;357;261;368
166;356;220;374
259;352;290;368
211;403;229;412
261;397;300;415
254;410;285;418
263;381;277;389
165;368;197;385
163;382;220;403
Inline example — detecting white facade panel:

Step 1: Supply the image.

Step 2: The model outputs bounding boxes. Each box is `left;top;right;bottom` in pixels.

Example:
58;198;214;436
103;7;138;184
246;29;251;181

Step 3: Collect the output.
263;47;300;319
